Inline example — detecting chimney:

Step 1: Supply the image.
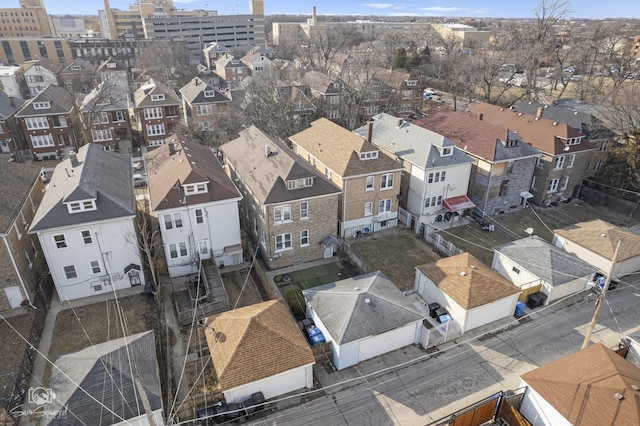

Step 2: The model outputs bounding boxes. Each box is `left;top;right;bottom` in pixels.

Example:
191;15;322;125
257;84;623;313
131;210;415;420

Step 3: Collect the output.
478;113;483;121
396;118;403;128
536;106;544;119
265;144;272;157
365;119;374;143
312;6;317;24
169;142;176;155
69;151;79;168
8;96;15;107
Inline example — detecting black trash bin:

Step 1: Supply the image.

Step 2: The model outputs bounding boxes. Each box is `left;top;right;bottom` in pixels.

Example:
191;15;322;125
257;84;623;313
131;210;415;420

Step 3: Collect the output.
428;302;441;318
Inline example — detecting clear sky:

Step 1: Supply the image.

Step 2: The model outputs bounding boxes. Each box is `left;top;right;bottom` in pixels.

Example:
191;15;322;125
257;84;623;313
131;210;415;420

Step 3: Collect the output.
43;0;638;20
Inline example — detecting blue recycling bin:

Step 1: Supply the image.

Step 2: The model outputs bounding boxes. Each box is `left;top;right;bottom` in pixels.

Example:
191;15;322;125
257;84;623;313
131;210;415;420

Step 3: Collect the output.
515;301;526;317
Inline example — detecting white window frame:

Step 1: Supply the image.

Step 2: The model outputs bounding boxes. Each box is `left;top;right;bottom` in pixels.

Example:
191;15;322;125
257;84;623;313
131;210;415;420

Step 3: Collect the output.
274;205;292;223
197;104;213;115
195;208;205;224
547;178;559;193
143;107;163;119
89;260;102;275
300;201;309;219
25;116;49;130
168;242;188;259
114;110;125;122
380;173;394;189
33;101;50;110
31;134;54;147
91;128;113;142
163;212;183;230
364;201;373;216
275;233;293;252
146;123;165;136
379;198;392;213
531;176;538;190
554;156;565;170
25;251;33;269
300;229;309;247
537;156;545;169
197;239;209;256
63;265;77;279
561;176;569;190
151;94;165;102
53;234;67;249
594;160;603;171
365;176;374;191
80;230;93;245
567;154;576;168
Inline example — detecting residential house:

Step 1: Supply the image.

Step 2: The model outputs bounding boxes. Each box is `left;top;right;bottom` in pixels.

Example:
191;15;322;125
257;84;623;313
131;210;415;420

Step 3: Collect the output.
133;79;181;147
374;68;426;117
95;56;130;92
414;253;521;333
289;118;403;238
47;331;164;426
0;65;22;98
414;109;540;215
28;144;145;301
553;219;640;277
204;300;315;403
146;135;243;277
202;42;232;69
0;92;25;155
0;162;46;311
215;54;250;88
21;61;58;98
297;71;342;122
247;45;276;59
221;126;341;270
514;99;618;177
519;343;640;426
240;51;272;76
353;113;474;233
79;83;132;152
492;236;594;304
179;77;232;132
466;102;598;206
60;58;97;94
195;64;225;88
15;85;76;160
303;270;424;370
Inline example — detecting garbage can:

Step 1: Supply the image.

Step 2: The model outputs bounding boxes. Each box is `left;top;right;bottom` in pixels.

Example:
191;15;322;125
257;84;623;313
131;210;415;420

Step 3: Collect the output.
515;301;526;317
428;302;441;318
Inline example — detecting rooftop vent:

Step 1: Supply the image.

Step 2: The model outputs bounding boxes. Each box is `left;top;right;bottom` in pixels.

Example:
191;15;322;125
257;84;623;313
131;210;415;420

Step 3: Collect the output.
365;298;371;304
614;392;625;401
460;271;467;277
600;233;607;237
265;144;272;157
354;287;360;291
631;384;640;391
553;121;558;126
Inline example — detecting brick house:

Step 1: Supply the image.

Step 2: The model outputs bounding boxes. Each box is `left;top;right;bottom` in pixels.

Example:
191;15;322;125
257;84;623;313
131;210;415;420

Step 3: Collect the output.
0;161;46;311
239;51;272;76
133;78;181;147
79;84;132;151
414;109;540;215
289;118;403;238
202;42;232;69
15;85;76;160
179;77;231;132
221;126;341;270
297;71;342;122
0;92;25;156
60;58;96;95
467;102;597;206
214;54;250;88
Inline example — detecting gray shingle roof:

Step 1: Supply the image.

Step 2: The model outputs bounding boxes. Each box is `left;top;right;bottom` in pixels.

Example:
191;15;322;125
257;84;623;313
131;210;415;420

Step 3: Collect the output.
353;113;475;169
29;144;135;232
221;126;341;205
493;236;594;286
0;161;41;234
303;271;423;345
80;84;129;112
133;79;181;108
15;85;74;117
46;331;162;426
179;77;231;106
0;91;25;119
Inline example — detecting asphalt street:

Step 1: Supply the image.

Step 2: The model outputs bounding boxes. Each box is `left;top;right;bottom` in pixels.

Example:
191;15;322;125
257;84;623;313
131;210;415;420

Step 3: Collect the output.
251;273;640;426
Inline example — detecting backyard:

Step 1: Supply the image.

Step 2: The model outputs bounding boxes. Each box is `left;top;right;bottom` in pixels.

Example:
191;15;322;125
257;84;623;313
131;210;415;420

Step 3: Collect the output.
273;260;360;297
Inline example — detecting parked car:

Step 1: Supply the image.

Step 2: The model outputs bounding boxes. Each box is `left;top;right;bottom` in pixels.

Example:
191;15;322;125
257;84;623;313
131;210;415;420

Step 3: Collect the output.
586;272;619;291
133;173;147;187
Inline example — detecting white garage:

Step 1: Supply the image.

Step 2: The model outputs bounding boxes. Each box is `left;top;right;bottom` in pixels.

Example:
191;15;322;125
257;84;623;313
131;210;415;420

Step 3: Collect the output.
303;271;424;371
414;252;521;333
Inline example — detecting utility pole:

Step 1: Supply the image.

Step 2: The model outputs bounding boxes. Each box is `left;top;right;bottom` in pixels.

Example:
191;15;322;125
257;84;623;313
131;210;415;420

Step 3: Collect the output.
581;240;621;350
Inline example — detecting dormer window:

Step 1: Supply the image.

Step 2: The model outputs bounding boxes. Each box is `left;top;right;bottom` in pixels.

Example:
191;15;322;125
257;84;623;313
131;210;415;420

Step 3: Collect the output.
563;136;582;146
151;94;165;101
106;63;117;69
33;101;50;110
66;200;96;213
360;151;379;160
504;139;518;147
231;60;239;65
71;65;81;71
441;147;453;156
204;90;215;98
183;183;208;194
406;80;417;86
287;177;313;190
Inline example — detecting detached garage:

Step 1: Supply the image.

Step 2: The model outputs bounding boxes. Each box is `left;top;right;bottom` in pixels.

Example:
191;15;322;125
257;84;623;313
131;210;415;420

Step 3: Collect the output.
414;252;521;333
303;271;424;371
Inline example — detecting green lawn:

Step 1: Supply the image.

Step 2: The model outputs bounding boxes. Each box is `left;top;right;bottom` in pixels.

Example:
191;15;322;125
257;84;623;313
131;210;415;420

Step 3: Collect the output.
274;260;359;292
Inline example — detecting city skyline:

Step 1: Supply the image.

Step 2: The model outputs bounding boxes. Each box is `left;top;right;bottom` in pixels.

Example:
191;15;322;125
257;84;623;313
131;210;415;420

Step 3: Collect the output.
41;0;640;20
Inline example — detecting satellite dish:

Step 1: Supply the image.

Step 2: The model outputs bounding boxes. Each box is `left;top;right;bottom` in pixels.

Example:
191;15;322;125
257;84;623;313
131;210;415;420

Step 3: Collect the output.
525;227;534;236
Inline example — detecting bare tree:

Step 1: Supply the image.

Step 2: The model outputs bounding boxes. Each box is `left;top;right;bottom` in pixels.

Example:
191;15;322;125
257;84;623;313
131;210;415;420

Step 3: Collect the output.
135;40;197;88
299;26;364;73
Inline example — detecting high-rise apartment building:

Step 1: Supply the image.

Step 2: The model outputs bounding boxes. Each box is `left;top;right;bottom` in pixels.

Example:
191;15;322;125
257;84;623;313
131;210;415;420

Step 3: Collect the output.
0;0;54;37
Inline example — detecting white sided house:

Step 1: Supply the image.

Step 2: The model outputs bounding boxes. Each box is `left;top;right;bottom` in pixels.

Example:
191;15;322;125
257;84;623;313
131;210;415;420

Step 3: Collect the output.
146;135;242;278
354;113;475;231
29;144;145;302
553;219;640;277
303;271;424;370
415;252;521;333
492;236;594;304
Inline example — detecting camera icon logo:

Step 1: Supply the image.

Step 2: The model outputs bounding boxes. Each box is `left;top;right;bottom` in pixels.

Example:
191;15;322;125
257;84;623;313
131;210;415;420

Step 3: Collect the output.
28;387;56;406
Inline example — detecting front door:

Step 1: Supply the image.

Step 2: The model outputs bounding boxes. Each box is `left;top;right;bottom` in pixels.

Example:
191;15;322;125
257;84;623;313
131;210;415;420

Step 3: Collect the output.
323;245;333;258
4;286;24;309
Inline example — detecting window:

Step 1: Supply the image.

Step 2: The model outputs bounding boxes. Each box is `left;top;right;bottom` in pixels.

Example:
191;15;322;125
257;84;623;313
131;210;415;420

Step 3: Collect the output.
360;151;378;160
275;233;292;251
425;196;442;208
147;123;165;136
561;176;569;190
204;90;216;97
168;242;188;259
31;134;54;147
594;160;603;171
364;201;373;216
33;101;50;110
63;265;77;279
81;230;93;244
91;128;112;142
567;154;575;168
300;201;308;219
151;94;165;101
196;240;210;257
53;234;67;249
25;116;49;129
379;198;392;213
163;212;183;230
274;205;291;223
197;104;212;115
143;107;163;119
441;147;452;156
548;178;559;193
89;260;102;275
328;109;339;119
365;176;374;191
406;80;417;86
531;176;537;190
380;173;394;189
199;122;213;131
113;110;125;122
554;156;565;170
93;112;109;124
402;90;413;99
287;178;313;189
300;230;309;246
364;105;379;115
537;156;545;169
499;179;510;196
600;141;609;152
195;209;204;224
512;266;520;274
25;251;32;269
428;171;446;183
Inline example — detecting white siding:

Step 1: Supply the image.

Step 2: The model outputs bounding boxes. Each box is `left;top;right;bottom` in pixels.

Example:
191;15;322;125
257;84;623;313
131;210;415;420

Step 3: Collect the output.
465;295;519;332
358;321;420;362
223;364;314;404
519;380;572;426
544;276;589;302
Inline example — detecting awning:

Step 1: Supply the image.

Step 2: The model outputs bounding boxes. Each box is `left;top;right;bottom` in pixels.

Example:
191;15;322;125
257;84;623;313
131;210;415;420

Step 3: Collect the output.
520;191;534;199
443;195;475;212
320;235;340;246
223;244;243;255
124;263;141;274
